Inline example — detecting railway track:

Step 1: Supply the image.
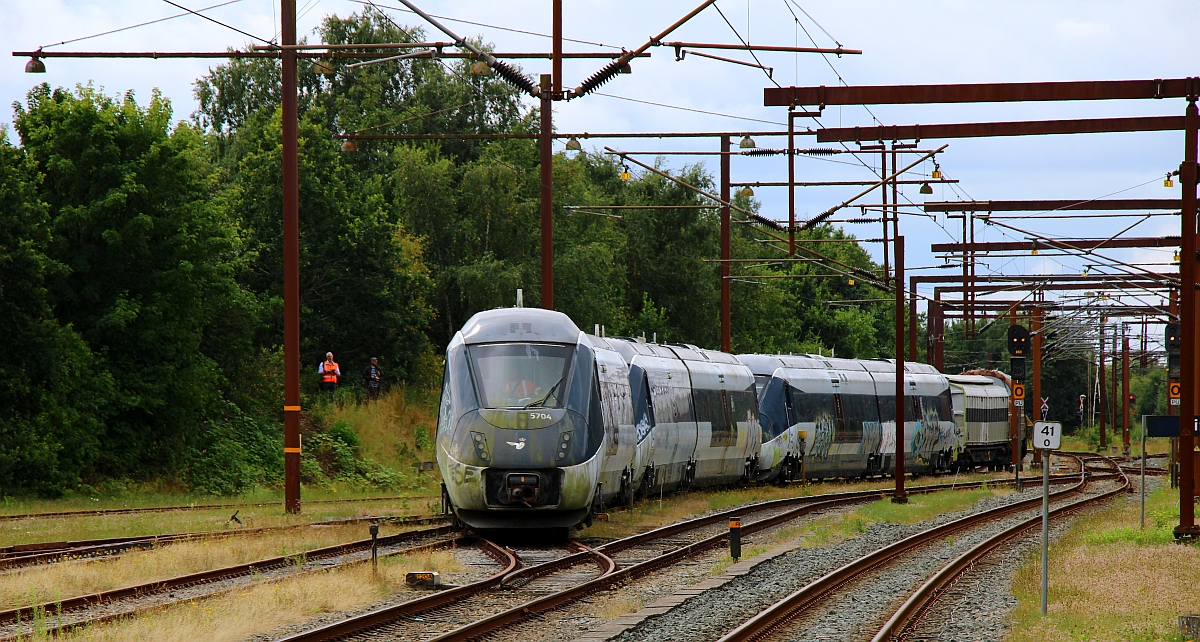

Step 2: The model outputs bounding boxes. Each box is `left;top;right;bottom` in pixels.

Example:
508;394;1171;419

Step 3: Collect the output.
712;454;1125;642
0;514;448;572
0;524;456;640
277;474;1075;642
0;493;438;523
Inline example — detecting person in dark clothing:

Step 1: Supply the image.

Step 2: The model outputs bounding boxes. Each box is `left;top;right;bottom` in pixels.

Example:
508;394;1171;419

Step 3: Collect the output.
363;357;384;401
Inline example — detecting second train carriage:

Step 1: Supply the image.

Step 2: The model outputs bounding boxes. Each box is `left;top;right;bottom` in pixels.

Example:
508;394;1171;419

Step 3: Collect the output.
596;337;762;498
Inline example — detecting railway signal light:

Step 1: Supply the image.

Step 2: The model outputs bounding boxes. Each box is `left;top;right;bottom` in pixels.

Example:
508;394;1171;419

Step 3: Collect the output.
1167;322;1182;380
1129;393;1137;404
1008;324;1030;356
1167;323;1182;355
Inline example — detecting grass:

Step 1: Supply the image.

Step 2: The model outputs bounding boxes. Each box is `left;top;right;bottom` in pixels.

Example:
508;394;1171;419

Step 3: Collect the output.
0;495;441;547
704;485;1013;575
0;386;442;522
0;522;428;610
314;385;440;473
51;547;464;642
1061;431;1173;456
583;470;1010;541
1008;485;1200;641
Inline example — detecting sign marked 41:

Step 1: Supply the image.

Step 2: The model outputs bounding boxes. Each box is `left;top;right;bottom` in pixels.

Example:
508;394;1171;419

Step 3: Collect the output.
1034;421;1061;450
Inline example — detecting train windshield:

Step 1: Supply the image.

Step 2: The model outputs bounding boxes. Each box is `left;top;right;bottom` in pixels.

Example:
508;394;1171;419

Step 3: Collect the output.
468;343;574;409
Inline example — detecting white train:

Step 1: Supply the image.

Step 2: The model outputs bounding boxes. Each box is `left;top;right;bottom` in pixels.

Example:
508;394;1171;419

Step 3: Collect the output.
436;309;760;531
436;308;1024;531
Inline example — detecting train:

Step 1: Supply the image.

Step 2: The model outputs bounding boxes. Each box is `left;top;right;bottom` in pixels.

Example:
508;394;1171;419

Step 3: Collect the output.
436;307;1027;531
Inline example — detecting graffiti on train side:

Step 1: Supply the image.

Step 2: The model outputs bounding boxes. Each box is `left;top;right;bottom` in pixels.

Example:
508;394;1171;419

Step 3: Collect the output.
860;420;882;456
808;413;837;460
912;405;941;463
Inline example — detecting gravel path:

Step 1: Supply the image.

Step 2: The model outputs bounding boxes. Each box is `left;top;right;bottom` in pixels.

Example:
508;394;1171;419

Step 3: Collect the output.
608;479;1112;642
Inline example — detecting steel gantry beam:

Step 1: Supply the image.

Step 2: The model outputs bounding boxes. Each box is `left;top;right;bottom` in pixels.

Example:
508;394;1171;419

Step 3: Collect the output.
766;78;1200;106
924;200;1191;212
814;116;1188;142
930;237;1181;253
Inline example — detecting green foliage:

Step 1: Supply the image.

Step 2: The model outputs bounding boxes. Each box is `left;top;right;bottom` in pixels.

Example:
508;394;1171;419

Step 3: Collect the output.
327;419;361;452
413;425;433;453
1;10;902;498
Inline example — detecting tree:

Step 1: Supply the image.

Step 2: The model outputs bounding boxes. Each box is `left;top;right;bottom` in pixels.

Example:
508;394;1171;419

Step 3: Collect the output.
13;84;253;478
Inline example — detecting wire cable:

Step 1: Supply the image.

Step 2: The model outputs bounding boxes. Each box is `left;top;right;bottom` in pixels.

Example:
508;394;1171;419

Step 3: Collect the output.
40;0;247;49
161;0;276;46
591;92;786;126
349;0;624;49
712;2;780;88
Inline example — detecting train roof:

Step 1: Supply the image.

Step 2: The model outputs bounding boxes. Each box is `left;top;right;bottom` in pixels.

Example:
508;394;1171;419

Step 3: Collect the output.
459;308;581;345
738;353;942;375
947;374;1004;385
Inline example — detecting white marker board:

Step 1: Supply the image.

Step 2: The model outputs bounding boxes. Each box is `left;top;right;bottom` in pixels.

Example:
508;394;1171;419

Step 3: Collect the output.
1034;421;1061;450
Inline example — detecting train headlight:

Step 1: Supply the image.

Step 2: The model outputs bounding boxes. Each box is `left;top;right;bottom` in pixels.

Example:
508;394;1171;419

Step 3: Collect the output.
470;431;490;461
556;431;574;460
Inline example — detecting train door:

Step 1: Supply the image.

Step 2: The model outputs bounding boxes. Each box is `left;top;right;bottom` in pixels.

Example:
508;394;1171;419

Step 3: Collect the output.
833;371;877;478
628;363;657;493
595;349;635;504
637;355;696;492
790;369;839;478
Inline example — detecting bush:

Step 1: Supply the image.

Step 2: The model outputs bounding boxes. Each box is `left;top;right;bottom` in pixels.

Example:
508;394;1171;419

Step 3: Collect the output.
185;402;281;496
327;419;361;451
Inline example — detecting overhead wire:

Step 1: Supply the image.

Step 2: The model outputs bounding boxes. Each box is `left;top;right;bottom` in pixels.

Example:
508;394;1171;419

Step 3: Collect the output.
40;0;248;49
349;0;624;49
712;2;780;88
590;92;786;126
160;0;277;46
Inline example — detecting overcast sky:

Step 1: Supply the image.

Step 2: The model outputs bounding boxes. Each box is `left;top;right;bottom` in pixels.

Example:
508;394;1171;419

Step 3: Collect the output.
4;0;1197;328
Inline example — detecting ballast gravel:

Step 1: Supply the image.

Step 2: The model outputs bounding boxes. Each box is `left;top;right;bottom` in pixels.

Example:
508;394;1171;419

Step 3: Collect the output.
906;475;1159;642
609;480;1114;642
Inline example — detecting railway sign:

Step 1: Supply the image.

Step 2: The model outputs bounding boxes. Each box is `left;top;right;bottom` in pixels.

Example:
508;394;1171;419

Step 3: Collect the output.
1171;382;1182;406
1033;421;1061;450
1013;383;1025;407
1040;397;1050;421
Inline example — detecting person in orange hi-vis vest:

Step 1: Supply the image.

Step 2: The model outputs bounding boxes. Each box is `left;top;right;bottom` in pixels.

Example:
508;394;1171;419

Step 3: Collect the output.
319;352;341;397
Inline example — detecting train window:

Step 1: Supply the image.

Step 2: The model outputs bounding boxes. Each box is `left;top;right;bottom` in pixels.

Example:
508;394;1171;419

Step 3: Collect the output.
630;365;655;443
919;395;952;422
753;375;771;400
839;394;879;443
904;396;919;422
730;387;757;425
758;378;790;441
877;395;895;422
789;387;837;426
694;389;737;447
468;343;574;409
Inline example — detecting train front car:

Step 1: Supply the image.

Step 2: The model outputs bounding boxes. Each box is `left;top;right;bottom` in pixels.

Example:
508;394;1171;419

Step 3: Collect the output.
738;354;825;483
436;309;604;530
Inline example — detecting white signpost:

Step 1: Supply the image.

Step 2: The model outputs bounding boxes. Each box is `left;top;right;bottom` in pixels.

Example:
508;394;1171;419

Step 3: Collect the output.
1033;421;1061;616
